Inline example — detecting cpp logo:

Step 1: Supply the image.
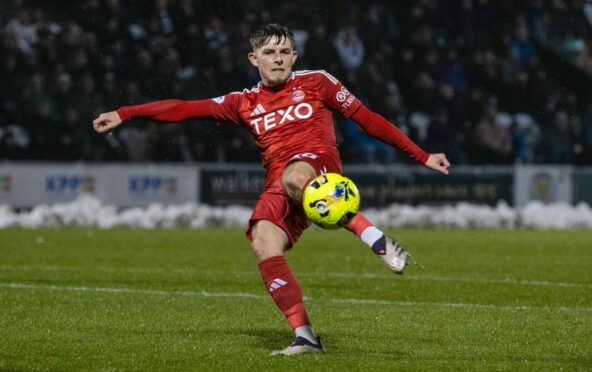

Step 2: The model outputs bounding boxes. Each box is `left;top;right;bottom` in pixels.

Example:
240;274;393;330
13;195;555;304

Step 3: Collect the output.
0;175;11;193
129;176;177;195
45;175;95;193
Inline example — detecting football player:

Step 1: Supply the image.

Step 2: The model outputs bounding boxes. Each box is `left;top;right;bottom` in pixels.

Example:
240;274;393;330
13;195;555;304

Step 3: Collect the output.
93;23;450;355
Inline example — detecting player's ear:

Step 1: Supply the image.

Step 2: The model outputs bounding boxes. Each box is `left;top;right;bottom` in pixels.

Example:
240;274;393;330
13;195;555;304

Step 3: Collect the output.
292;50;298;64
248;52;258;67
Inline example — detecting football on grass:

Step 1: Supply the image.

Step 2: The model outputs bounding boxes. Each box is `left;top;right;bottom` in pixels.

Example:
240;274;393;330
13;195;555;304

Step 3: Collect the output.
303;173;360;229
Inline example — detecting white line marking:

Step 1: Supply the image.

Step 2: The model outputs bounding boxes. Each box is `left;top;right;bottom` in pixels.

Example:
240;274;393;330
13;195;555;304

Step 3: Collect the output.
2;282;266;299
1;282;591;312
1;264;590;290
401;274;592;289
294;69;339;84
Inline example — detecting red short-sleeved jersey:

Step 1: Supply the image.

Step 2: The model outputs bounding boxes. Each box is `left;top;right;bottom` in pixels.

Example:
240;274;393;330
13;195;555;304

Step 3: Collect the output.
206;70;361;184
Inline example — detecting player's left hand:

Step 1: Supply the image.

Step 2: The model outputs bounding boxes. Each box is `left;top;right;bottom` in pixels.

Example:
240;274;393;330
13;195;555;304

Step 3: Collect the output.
425;153;450;175
92;111;123;134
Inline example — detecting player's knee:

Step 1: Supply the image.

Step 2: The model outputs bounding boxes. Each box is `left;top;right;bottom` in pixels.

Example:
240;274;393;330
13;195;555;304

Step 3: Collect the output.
250;221;287;261
251;239;283;261
282;172;308;198
282;164;315;201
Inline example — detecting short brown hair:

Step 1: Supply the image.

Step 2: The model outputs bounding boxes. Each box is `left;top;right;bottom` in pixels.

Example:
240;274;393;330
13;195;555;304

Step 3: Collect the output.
249;23;295;51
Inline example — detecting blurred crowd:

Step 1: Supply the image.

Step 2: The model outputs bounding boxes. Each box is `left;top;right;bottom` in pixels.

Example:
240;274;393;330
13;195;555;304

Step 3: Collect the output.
1;0;592;165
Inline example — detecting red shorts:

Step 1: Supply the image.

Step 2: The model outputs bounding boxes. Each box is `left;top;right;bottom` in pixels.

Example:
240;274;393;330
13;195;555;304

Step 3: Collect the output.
246;151;342;247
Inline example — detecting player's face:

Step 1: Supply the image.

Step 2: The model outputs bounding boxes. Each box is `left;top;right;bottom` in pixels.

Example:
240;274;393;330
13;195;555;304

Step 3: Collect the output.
248;36;298;87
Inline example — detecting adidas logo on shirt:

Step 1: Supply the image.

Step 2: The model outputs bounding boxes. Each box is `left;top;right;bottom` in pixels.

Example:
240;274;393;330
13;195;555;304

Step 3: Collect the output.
268;278;288;292
250;103;266;117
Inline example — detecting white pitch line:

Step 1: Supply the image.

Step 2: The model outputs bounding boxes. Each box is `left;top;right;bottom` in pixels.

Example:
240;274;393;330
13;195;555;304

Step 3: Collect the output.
1;264;591;290
319;272;592;289
402;274;592;289
2;282;267;299
1;282;592;313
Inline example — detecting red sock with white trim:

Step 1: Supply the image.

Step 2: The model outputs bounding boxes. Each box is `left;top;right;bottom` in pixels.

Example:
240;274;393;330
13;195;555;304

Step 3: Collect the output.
258;256;310;329
346;213;387;255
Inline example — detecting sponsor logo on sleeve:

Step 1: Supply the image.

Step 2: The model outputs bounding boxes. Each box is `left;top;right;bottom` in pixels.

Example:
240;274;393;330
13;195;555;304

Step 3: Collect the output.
212;96;225;104
336;87;349;102
336;87;356;110
342;95;356;110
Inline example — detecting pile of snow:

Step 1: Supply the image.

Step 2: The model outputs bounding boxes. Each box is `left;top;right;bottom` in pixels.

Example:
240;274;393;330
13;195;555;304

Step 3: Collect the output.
362;202;517;229
1;194;591;229
0;194;252;229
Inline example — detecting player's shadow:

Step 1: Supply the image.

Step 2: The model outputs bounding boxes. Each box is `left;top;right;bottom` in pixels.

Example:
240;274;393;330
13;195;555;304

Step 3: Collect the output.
242;328;294;350
242;328;408;357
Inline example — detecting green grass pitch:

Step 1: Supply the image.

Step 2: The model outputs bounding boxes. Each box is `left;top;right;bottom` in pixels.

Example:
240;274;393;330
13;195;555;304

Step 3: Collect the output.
1;228;591;370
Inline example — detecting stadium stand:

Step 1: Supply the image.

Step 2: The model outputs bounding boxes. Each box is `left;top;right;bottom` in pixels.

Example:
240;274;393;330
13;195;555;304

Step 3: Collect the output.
1;0;591;165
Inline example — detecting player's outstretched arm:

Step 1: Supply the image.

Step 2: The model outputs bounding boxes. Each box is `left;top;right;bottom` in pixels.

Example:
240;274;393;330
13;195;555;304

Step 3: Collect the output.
92;99;216;134
351;104;451;175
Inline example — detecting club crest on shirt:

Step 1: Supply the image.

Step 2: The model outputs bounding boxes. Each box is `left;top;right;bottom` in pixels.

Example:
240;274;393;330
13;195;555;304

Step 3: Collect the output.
291;89;305;102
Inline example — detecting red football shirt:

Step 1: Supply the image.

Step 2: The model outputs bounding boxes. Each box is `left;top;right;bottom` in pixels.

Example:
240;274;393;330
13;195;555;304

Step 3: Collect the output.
206;70;361;183
117;69;429;183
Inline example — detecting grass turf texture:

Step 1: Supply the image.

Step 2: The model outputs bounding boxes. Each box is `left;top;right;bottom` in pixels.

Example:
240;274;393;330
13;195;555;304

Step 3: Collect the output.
1;228;591;371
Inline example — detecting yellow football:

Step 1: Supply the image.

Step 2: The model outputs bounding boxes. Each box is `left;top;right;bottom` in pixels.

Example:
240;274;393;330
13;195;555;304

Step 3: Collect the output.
303;173;360;230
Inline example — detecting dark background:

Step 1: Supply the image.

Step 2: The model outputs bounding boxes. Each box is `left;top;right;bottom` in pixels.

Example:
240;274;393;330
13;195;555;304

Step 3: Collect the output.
2;0;592;165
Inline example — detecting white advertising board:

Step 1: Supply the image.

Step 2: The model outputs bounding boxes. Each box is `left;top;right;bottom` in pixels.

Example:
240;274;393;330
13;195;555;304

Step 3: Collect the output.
514;165;573;207
0;163;199;208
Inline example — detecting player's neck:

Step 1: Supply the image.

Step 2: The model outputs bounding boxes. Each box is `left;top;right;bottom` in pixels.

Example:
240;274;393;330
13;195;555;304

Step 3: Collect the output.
261;75;292;92
261;81;288;92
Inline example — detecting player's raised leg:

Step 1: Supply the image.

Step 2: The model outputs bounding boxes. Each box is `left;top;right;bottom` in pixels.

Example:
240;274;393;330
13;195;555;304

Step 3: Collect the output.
282;160;410;274
250;220;324;355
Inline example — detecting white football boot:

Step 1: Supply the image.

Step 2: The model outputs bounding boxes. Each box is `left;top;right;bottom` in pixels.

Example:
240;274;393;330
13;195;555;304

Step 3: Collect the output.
377;236;410;274
270;336;324;356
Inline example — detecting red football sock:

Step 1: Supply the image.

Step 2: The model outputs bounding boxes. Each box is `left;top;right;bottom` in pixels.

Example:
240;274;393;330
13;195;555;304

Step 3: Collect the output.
346;212;374;237
258;256;310;329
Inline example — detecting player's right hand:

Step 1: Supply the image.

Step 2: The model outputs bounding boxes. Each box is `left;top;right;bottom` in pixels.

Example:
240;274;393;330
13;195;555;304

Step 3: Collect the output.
92;111;123;134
